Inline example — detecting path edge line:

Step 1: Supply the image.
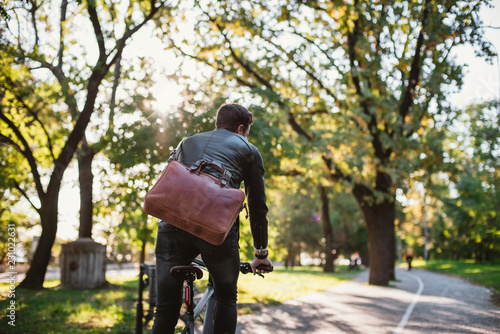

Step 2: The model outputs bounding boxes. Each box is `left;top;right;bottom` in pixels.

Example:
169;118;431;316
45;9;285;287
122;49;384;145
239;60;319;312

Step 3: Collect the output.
392;271;424;334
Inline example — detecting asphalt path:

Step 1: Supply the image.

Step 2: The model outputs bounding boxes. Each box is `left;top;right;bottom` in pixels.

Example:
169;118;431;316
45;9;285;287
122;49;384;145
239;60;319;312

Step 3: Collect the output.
236;267;500;334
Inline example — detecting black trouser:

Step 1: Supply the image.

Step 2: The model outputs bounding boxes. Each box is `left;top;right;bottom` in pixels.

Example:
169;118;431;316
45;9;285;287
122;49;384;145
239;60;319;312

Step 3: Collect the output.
151;221;240;334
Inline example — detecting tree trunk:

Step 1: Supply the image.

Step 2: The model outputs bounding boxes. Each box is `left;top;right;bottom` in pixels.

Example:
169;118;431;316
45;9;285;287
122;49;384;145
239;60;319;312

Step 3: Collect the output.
353;182;396;286
285;243;300;268
18;194;58;289
319;185;335;273
19;77;104;289
78;136;95;239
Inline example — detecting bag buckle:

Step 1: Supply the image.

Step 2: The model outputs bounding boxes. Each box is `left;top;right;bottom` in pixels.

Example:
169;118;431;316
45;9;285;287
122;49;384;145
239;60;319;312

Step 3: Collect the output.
220;170;232;187
189;159;207;174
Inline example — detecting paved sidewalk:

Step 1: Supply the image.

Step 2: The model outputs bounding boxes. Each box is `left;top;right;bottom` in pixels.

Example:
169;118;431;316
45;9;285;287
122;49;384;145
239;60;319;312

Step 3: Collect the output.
236;268;500;334
0;263;139;283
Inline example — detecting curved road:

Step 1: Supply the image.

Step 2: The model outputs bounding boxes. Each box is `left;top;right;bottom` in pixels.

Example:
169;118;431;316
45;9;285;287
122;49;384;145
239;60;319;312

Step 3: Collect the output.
236;267;500;334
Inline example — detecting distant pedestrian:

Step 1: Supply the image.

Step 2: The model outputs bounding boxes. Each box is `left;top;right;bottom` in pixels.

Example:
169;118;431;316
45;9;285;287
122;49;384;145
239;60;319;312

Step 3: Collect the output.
404;247;414;271
348;253;361;271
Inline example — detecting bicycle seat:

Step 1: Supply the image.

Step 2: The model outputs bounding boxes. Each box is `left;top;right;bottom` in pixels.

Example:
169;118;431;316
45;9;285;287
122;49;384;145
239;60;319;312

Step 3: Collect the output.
170;265;204;281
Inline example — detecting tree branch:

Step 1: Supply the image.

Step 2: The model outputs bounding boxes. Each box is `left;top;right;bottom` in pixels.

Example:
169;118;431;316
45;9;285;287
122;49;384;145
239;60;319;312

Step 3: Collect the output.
29;49;79;118
399;0;430;136
0;133;23;152
0;112;45;196
346;0;391;162
201;10;314;142
13;180;41;213
106;0;163;67
28;0;40;47
268;27;344;78
2;75;57;161
107;53;122;135
214;20;274;92
346;1;364;99
57;0;68;70
87;0;106;60
262;34;339;104
47;0;164;195
288;111;313;141
321;155;352;184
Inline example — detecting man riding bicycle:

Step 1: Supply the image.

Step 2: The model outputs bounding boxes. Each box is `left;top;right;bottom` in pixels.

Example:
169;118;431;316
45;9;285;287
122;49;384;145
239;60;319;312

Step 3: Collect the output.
151;103;272;334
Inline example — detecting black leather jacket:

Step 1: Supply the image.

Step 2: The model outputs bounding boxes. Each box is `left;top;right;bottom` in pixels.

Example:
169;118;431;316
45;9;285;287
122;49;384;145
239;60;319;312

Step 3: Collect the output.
173;129;268;249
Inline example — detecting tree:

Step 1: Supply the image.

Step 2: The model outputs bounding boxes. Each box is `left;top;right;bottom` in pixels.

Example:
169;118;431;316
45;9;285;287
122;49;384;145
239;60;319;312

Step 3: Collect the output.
0;0;164;289
395;99;500;263
164;0;495;285
441;100;500;262
268;179;322;268
330;189;368;265
94;59;177;264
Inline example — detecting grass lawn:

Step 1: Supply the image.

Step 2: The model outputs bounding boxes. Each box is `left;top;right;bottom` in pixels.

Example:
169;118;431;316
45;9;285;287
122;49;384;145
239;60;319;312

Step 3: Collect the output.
0;276;138;333
0;265;356;333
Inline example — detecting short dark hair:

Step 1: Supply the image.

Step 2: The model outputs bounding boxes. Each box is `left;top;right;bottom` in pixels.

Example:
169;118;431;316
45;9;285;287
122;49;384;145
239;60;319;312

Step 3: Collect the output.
215;103;253;132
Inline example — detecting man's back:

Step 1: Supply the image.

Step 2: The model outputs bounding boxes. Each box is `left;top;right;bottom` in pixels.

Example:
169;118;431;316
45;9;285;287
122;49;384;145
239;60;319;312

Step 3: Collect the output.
175;128;258;189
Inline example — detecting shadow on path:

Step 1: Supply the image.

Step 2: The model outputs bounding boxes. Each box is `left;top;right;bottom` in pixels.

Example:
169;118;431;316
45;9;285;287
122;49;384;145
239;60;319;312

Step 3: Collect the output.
236;268;500;334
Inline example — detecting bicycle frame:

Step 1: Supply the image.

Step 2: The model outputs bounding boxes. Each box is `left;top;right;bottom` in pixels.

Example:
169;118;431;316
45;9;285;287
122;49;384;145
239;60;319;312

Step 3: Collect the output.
176;258;215;334
194;284;216;334
181;280;216;334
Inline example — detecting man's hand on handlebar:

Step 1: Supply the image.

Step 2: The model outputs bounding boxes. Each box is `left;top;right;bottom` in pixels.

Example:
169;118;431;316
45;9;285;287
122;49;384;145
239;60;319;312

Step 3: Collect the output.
251;256;273;277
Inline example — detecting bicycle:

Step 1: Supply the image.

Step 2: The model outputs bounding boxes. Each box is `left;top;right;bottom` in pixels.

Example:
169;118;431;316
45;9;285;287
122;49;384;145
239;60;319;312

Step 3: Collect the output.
170;258;273;334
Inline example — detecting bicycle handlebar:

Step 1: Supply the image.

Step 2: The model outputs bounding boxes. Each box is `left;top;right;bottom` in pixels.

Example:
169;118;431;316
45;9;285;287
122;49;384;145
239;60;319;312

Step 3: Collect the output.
239;262;274;275
192;258;273;277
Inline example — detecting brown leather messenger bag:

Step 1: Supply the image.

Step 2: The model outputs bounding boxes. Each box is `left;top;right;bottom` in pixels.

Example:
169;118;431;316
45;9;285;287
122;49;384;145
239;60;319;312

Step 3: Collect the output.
143;159;246;246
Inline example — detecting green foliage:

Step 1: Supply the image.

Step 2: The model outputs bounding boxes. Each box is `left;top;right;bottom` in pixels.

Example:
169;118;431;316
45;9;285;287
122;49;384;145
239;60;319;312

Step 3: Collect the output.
0;5;10;21
330;191;368;259
257;175;367;265
396;100;499;263
0;18;60;220
0;48;69;213
440;101;500;262
248;104;289;176
156;0;495;268
1;0;172;270
1;0;497;279
270;181;323;263
163;0;493;189
92;64;169;261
